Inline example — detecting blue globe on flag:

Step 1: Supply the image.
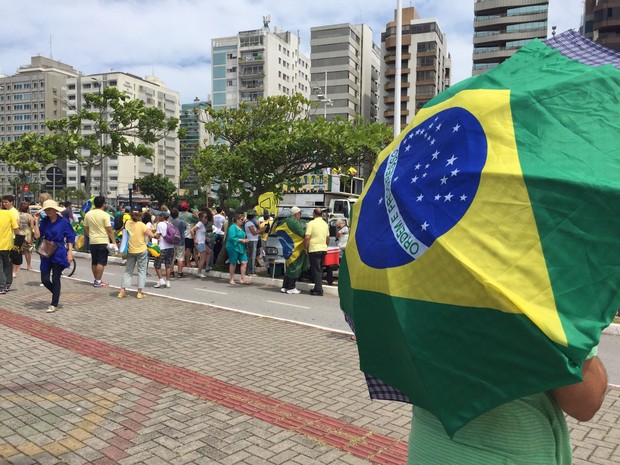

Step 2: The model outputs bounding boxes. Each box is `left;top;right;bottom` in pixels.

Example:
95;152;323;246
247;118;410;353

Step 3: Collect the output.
356;107;487;269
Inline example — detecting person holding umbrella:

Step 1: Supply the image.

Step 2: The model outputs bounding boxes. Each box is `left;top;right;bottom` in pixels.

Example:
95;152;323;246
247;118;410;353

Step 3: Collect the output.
33;199;76;313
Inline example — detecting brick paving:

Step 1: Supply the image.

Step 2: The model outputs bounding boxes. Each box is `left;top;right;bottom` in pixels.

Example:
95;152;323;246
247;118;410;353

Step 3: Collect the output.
0;270;618;464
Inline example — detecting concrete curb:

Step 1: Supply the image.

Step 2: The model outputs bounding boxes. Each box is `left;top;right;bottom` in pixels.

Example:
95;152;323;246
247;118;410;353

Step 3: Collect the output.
74;251;340;296
75;251;619;333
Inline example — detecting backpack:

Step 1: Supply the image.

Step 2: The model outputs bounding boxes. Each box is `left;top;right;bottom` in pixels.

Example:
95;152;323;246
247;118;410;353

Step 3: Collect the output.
162;221;182;244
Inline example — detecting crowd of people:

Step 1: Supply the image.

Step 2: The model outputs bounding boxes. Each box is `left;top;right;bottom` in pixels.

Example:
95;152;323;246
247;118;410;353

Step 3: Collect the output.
1;194;292;310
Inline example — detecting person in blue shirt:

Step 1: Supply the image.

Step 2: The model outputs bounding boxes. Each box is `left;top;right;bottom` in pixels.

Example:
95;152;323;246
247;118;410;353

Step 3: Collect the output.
33;199;76;314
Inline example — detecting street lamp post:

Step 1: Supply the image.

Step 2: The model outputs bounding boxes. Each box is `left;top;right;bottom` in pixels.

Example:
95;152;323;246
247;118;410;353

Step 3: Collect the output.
313;71;333;118
128;183;134;210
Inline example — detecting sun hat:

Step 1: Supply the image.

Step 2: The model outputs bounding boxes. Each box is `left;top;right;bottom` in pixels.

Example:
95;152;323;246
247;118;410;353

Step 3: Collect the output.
41;199;64;213
290;206;301;215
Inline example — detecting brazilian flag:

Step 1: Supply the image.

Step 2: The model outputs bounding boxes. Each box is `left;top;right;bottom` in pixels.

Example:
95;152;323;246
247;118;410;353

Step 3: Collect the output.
81;196;95;215
275;217;309;278
147;243;161;258
340;31;620;436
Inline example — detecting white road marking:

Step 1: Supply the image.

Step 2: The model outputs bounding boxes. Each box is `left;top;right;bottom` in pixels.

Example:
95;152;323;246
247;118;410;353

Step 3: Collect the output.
194;288;228;295
266;300;310;310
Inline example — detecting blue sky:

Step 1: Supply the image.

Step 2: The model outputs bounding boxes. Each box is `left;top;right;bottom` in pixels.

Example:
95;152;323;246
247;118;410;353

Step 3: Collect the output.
0;0;585;103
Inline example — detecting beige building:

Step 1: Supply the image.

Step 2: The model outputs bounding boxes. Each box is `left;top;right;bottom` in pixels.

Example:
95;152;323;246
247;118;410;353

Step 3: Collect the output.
64;72;181;199
0;56;80;197
212;18;311;110
380;7;451;130
309;23;381;122
473;0;549;75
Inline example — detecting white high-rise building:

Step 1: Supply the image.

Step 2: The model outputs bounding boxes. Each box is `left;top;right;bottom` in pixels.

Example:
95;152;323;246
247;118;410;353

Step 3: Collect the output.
211;18;311;110
65;73;181;199
310;23;381;122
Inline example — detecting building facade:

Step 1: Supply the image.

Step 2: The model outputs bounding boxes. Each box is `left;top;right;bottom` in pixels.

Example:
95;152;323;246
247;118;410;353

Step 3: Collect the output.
473;0;549;75
179;99;211;193
211;19;311;110
583;0;620;52
380;7;451;130
309;23;381;122
0;56;80;198
64;72;181;199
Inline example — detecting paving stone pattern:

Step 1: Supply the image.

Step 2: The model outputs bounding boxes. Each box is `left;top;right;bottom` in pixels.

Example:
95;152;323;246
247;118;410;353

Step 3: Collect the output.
0;271;618;464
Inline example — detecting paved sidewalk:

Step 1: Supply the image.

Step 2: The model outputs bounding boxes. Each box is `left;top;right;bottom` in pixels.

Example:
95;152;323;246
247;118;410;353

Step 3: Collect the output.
0;271;618;465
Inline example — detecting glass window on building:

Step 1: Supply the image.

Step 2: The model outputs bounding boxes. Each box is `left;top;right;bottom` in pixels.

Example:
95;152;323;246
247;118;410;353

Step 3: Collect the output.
213;52;227;65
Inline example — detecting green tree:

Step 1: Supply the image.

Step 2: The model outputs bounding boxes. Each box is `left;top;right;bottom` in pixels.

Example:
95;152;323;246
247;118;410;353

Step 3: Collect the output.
46;87;182;196
191;94;391;207
134;174;177;206
0;133;65;204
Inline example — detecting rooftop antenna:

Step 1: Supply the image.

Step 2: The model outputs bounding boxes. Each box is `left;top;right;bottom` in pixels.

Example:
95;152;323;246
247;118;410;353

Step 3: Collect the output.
552;25;557;37
49;35;53;59
263;15;271;29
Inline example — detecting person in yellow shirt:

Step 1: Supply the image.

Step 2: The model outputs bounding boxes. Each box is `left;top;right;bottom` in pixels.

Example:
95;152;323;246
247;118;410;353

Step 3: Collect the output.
117;207;155;299
83;196;117;287
304;208;329;297
0;208;19;294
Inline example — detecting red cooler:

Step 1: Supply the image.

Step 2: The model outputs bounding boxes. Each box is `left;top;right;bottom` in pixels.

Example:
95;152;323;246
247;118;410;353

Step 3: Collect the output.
323;247;340;267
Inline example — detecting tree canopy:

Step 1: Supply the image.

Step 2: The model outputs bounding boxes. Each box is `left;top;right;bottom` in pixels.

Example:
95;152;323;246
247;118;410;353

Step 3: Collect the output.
0;133;66;203
134;173;177;206
46;87;182;195
190;94;391;206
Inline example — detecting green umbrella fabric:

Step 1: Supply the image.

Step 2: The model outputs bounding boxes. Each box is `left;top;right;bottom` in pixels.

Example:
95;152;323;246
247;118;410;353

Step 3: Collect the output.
340;30;620;436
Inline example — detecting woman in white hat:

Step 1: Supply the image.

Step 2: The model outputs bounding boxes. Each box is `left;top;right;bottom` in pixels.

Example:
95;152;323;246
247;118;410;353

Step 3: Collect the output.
33;199;76;313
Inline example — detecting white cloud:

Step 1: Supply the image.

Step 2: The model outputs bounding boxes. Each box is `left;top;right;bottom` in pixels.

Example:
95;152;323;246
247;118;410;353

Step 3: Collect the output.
0;0;585;103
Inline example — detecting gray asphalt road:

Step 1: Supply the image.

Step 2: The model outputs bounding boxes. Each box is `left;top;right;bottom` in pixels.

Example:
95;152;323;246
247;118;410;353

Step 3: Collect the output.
28;254;620;386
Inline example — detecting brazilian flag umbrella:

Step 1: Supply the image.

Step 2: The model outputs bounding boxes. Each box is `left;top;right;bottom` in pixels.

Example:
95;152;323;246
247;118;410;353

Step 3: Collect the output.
340;30;620;436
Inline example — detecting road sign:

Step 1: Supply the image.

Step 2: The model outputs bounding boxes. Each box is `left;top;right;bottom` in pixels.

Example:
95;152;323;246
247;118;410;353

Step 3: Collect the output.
46;166;63;181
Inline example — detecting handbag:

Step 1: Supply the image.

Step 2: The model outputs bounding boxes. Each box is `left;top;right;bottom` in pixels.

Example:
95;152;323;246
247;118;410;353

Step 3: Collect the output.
36;238;58;258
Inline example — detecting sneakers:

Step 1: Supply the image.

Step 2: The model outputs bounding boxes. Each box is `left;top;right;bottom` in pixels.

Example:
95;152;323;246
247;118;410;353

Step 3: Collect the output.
165;281;171;288
280;287;287;293
198;273;207;278
286;288;301;295
0;290;6;295
136;292;146;299
153;282;163;288
47;305;58;313
93;280;109;288
310;289;323;296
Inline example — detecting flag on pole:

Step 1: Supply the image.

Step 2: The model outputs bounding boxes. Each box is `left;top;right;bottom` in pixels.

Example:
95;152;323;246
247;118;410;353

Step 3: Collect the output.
340;31;620;436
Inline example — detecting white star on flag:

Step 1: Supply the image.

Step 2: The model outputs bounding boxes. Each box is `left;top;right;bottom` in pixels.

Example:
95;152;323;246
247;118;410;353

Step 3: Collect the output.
446;155;458;166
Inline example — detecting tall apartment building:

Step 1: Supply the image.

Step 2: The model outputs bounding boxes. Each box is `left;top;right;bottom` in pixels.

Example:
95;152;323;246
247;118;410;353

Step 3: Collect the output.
473;0;549;75
64;72;181;199
583;0;620;52
211;18;311;110
179;99;211;193
0;56;80;196
381;7;451;130
309;23;381;122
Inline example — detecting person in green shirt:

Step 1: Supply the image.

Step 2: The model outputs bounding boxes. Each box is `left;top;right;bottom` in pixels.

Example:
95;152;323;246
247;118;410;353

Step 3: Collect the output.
407;347;608;464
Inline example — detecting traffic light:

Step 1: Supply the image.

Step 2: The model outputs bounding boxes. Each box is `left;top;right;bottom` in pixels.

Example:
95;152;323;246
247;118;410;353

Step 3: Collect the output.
24;185;28;192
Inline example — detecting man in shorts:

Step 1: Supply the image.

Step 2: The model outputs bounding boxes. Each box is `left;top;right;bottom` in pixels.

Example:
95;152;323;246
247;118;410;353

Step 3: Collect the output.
83;195;116;287
153;211;174;288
